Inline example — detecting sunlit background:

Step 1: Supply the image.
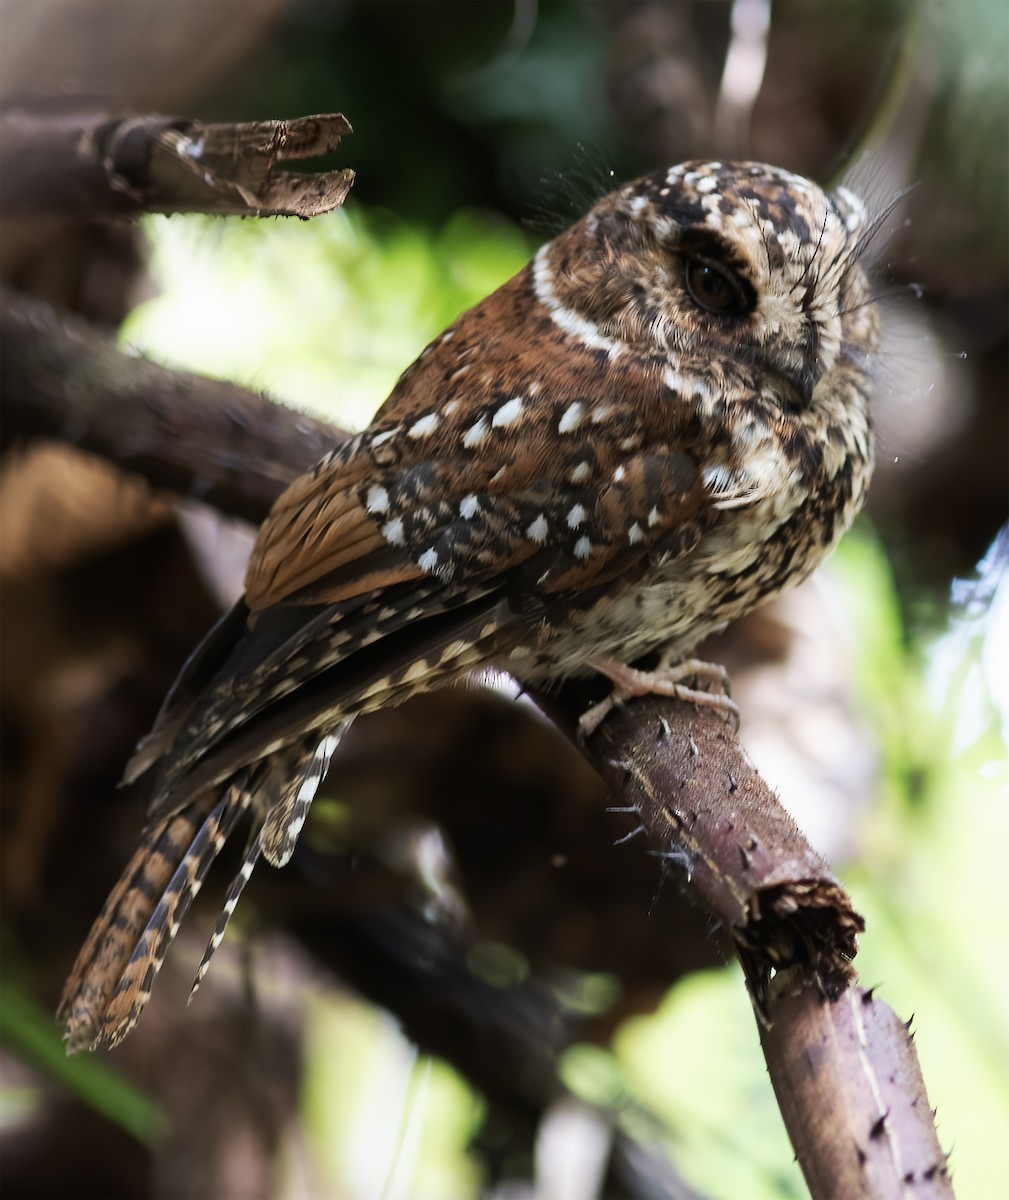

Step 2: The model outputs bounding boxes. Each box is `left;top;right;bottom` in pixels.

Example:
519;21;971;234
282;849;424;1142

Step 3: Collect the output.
1;1;1006;1197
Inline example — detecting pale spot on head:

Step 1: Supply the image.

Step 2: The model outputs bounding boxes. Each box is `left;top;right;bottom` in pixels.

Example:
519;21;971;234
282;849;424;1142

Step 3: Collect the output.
574;536;592;560
459;494;479;519
628;522;644;545
569;461;591;483
566;504;587;529
443;399;460;416
591;404;612;424
647;506;661;527
612;465;626;482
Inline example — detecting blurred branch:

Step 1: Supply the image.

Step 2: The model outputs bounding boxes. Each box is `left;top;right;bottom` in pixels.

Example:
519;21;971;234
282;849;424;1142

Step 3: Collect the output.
0;288;346;523
1;292;951;1198
0;108;355;219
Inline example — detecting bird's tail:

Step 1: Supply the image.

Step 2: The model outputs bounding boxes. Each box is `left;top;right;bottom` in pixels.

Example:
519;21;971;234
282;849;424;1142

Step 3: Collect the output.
58;774;255;1053
59;728;348;1052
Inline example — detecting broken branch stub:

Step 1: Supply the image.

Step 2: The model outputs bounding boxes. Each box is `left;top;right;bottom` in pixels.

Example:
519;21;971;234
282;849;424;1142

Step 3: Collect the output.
0;109;355;219
579;694;863;1011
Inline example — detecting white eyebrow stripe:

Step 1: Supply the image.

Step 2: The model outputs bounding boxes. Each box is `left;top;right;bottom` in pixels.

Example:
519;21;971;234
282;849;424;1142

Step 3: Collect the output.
533;244;630;358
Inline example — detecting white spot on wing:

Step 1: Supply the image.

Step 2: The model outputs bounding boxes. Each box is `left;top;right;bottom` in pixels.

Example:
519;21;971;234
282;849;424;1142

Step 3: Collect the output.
459;494;479;519
463;416;488;448
566;504;587;529
366;485;389;514
570;461;591;483
409;413;439;438
492;396;524;428
382;517;405;545
574;536;592;560
628;522;644;545
527;514;549;543
418;548;439;572
558;401;583;434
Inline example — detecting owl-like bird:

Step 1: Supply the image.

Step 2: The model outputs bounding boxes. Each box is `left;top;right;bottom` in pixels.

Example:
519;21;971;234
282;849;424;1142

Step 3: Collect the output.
59;160;879;1052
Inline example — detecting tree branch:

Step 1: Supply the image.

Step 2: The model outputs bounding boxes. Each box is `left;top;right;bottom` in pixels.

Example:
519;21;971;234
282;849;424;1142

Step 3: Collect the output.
0;289;952;1198
1;288;346;523
0;108;355;219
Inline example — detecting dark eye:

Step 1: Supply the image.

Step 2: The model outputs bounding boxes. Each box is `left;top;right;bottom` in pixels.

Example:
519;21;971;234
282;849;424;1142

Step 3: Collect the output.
684;257;751;315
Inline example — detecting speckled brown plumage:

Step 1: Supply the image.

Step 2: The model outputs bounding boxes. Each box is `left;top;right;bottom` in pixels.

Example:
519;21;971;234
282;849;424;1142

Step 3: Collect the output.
59;160;880;1052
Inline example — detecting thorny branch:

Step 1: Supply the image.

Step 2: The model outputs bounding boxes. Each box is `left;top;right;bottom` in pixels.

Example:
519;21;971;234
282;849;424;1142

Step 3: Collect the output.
0;290;952;1198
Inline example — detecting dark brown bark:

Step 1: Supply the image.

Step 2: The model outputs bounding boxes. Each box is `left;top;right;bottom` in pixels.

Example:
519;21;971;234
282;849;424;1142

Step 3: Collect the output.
1;288;347;523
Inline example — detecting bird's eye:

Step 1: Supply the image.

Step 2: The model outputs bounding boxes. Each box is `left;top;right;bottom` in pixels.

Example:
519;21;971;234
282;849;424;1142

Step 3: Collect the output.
684;257;751;315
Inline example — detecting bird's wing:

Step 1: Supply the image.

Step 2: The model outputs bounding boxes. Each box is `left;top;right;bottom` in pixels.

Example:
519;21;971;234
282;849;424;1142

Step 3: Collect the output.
135;369;712;817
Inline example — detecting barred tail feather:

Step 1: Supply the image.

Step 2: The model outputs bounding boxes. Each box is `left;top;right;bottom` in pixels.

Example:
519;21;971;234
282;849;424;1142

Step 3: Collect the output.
260;725;348;867
59;775;252;1053
190;832;263;999
190;724;346;999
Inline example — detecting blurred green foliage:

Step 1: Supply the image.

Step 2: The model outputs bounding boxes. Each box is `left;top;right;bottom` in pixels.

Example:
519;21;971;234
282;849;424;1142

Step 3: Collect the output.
0;980;167;1146
121;207;532;433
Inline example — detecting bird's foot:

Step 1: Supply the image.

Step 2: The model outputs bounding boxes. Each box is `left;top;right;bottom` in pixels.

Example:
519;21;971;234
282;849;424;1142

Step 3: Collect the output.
579;656;739;739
